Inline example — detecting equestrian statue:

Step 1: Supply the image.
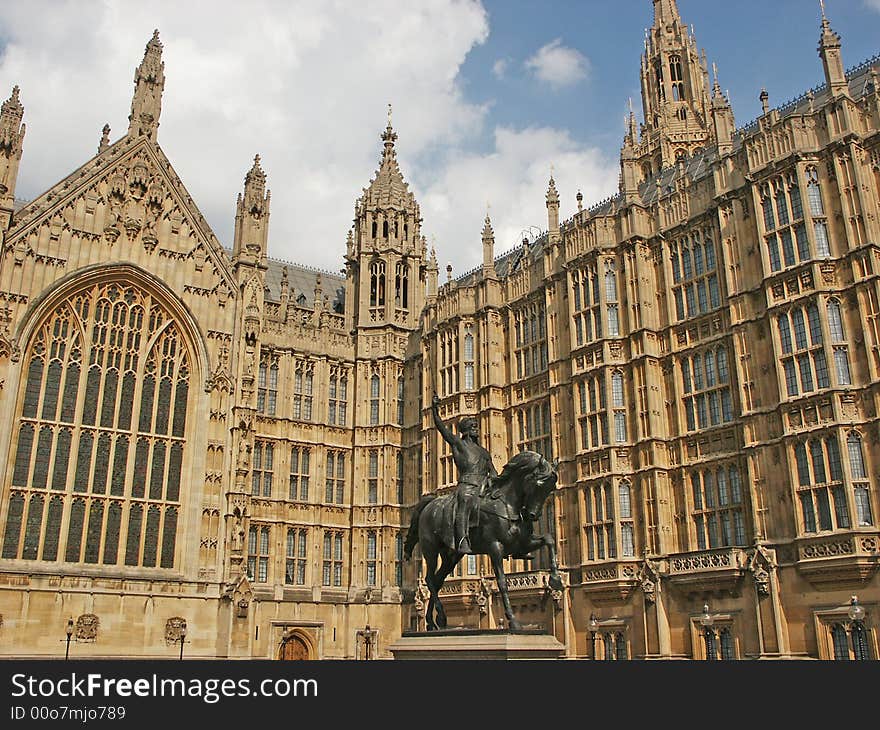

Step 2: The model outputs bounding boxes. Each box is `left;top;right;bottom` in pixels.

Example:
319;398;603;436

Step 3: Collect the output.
403;394;563;631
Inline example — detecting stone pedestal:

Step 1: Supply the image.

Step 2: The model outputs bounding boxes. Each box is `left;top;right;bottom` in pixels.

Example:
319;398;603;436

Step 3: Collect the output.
388;629;565;660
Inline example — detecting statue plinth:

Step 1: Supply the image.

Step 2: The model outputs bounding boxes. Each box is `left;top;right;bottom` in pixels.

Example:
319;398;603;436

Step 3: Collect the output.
389;628;565;660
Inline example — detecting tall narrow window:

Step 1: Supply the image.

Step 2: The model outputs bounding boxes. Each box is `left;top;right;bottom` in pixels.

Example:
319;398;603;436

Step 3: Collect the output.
395;262;409;310
247;524;270;583
325;451;346;504
257;356;277;415
397;375;405;424
464;328;475;391
619;481;634;557
370;374;380;425
1;282;190;569
366;531;377;586
293;362;313;421
328;368;348;426
847;432;873;526
286;528;307;585
289;446;310;501
369;261;386;310
252;441;274;497
368;451;379;504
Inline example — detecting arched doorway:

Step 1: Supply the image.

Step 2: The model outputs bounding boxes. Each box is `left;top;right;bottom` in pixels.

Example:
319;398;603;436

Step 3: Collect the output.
278;632;311;660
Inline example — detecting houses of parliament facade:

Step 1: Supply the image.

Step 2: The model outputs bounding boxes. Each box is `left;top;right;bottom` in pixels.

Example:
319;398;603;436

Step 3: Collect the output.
0;0;878;660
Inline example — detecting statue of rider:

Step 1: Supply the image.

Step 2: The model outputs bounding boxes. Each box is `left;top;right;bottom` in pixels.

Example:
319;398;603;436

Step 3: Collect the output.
431;393;498;554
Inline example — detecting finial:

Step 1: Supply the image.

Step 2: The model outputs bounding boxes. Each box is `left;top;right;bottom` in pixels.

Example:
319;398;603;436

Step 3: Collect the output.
760;87;769;115
576;190;583;212
387;103;392;128
98;123;110;154
628;97;634;114
819;0;826;21
550;163;555;180
446;262;453;282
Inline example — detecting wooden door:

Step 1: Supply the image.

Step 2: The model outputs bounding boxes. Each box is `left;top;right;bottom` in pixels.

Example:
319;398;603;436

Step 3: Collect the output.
279;634;310;660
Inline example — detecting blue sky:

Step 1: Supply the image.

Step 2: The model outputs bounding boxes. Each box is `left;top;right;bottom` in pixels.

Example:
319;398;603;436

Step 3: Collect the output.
1;1;879;275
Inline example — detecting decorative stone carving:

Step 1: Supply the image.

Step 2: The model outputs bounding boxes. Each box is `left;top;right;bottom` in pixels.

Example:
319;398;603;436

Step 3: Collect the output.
164;617;187;644
75;614;99;642
638;558;661;604
746;543;776;596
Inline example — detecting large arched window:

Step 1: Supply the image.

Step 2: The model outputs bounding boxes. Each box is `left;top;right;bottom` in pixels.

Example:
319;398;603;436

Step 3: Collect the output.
2;281;192;569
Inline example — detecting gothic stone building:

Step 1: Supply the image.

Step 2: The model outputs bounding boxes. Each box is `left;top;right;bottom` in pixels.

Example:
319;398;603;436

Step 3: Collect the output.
1;1;879;659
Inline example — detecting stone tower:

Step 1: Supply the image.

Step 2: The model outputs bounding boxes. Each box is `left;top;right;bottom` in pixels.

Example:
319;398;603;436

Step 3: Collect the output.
637;0;714;176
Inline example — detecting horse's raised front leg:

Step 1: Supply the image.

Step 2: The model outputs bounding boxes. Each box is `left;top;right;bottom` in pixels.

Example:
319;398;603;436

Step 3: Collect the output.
522;534;564;591
488;541;521;631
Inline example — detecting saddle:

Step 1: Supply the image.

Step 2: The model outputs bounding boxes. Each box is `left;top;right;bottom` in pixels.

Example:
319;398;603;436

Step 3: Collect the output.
438;489;506;554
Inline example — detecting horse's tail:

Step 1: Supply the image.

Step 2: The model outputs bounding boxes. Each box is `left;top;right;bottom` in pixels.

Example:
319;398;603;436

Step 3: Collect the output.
403;494;436;560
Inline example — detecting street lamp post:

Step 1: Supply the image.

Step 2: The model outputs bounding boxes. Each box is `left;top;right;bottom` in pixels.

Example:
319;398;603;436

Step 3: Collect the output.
699;603;715;661
178;625;187;661
848;595;868;660
64;619;74;661
589;613;599;660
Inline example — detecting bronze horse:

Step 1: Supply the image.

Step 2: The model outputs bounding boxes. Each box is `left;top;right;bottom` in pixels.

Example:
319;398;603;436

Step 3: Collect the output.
404;451;563;631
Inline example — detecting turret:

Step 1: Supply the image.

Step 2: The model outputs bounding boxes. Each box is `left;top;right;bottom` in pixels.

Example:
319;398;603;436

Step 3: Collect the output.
709;64;735;155
638;0;713;172
232;155;271;266
818;1;848;96
0;85;25;227
348;107;425;330
546;174;560;244
482;212;496;279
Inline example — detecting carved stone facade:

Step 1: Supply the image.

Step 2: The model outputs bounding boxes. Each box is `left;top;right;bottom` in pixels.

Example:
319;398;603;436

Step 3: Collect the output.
0;4;878;660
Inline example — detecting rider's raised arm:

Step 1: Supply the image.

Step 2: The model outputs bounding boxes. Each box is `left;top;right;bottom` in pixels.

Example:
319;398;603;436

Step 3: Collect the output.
431;393;456;446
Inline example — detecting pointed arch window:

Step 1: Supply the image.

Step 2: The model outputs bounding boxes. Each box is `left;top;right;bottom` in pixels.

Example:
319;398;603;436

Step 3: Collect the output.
395;261;409;310
369;261;386;309
328;366;348;426
847;432;874;526
669;55;684;100
2;281;191;569
464;327;475;391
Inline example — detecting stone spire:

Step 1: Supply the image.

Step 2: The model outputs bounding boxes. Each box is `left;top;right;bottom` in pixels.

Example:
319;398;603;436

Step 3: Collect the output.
818;1;847;96
0;85;25;214
653;0;681;28
128;30;165;140
638;0;713;173
233;154;271;264
710;63;735;155
427;247;439;300
482;210;496;278
546;173;561;243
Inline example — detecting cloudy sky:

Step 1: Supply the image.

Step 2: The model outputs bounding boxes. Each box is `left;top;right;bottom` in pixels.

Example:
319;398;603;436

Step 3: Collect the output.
2;1;880;275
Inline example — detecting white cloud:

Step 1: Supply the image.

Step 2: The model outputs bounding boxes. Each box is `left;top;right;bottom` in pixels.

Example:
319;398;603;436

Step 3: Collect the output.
0;1;614;278
524;38;589;89
865;0;880;12
419;126;618;275
492;58;508;79
0;0;489;272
